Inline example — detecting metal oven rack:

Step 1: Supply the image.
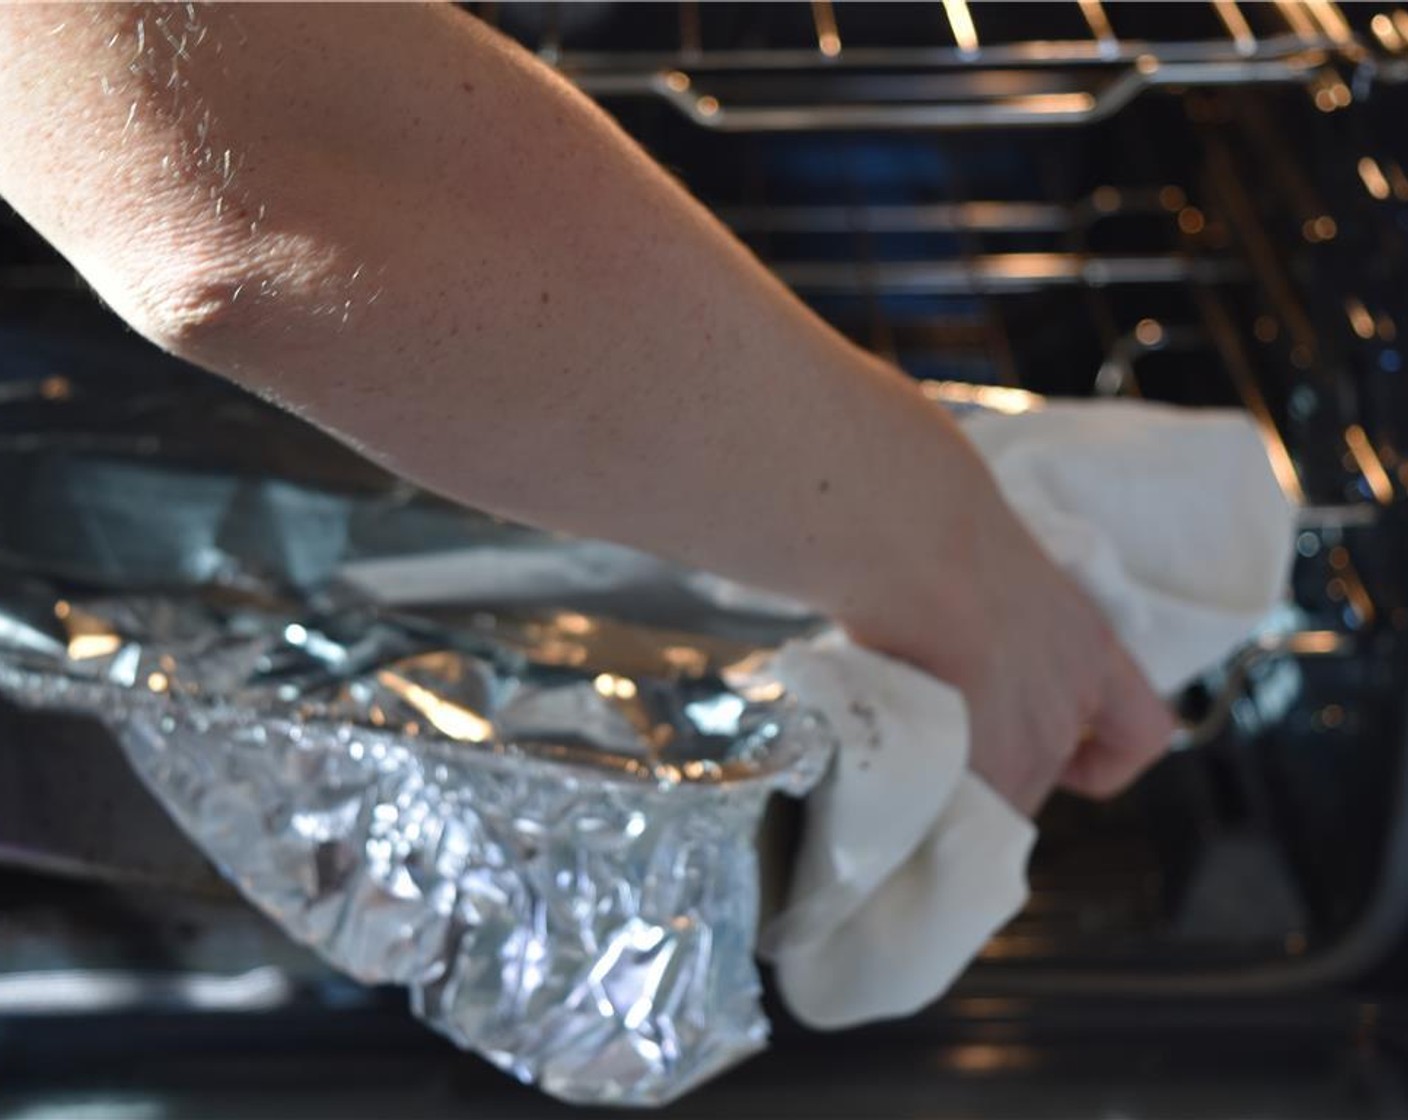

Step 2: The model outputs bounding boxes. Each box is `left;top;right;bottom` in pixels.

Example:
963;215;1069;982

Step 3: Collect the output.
474;0;1405;130
462;2;1408;1007
3;0;1408;1038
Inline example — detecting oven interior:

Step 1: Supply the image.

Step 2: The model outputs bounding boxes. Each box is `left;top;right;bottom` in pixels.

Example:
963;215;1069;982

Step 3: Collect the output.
5;3;1408;1115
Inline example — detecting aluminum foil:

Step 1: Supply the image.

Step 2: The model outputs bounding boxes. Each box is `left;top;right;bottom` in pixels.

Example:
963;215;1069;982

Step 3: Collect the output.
2;346;1051;1105
0;348;997;1103
0;339;846;1104
0;587;832;1105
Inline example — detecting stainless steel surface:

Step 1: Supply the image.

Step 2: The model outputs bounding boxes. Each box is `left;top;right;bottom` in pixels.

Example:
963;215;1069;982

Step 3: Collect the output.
485;1;1397;132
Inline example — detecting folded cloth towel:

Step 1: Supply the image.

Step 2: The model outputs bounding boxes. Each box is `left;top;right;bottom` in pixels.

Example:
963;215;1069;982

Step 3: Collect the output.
758;399;1297;1030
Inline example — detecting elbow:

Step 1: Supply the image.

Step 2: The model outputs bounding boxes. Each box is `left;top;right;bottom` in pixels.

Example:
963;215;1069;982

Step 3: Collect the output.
120;256;304;374
130;277;250;365
98;229;348;373
92;242;274;371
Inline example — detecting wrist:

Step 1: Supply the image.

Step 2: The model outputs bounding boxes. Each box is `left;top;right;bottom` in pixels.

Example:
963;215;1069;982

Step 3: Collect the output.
818;421;1016;693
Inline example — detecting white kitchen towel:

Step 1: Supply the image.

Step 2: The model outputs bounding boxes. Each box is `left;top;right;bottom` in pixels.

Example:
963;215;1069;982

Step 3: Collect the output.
759;399;1297;1029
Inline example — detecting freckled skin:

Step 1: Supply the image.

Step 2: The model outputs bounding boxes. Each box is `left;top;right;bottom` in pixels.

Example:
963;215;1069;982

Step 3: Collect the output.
0;3;1174;813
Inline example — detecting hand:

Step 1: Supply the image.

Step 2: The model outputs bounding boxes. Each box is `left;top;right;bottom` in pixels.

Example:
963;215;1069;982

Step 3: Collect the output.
960;521;1175;815
845;488;1175;817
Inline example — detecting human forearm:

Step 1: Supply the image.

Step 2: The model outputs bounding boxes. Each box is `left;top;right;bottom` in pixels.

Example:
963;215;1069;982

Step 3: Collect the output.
0;3;1173;812
0;3;1001;664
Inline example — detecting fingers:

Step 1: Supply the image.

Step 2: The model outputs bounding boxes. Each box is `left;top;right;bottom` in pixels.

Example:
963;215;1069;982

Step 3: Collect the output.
1059;644;1176;800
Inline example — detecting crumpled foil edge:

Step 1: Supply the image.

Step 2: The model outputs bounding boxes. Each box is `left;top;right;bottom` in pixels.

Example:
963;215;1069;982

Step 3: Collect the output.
0;659;833;1107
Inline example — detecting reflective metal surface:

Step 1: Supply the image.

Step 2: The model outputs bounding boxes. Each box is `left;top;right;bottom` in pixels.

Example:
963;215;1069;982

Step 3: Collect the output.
6;2;1408;1113
0;585;832;1106
479;1;1398;132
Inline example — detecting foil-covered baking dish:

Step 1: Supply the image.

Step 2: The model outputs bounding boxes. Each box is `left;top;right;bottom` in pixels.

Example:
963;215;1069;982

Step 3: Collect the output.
0;342;835;1106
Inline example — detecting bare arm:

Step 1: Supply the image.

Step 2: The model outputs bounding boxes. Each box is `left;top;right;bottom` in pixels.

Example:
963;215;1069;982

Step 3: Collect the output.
0;2;1171;812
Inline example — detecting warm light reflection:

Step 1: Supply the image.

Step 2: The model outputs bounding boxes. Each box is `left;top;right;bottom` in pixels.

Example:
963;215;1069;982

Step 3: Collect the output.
553;611;595;636
738;679;785;703
979;250;1079;279
1092;185;1121;213
1345;424;1395;504
952;201;1066;229
942;0;980;54
1255;417;1308;504
1359;156;1392;200
662;645;708;675
811;0;841;57
593;672;638;700
664;70;690;93
1213;0;1257;54
920;380;1045;414
1159;184;1187;211
1396;9;1408;47
1303;214;1337;241
1286;629;1346;654
1372;12;1404;50
39;375;71;401
532;638;589;667
1276;0;1321;40
695;95;719;117
1285;46;1329;72
66;633;122;661
375;670;493;742
1312;76;1352;112
1077;0;1116;47
1135;53;1160;74
1346;297;1377;339
977;934;1055;960
1006;92;1096;115
1306;0;1354;43
939;1044;1040;1074
1345;572;1376;626
1135;318;1164;346
56;602;129;663
1177;206;1206;234
147;671;169;693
